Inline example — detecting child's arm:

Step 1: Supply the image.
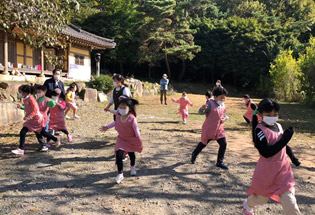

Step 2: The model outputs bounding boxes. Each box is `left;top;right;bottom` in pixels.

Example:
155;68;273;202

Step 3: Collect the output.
188;100;193;107
254;127;294;158
198;102;211;115
172;98;179;103
57;100;67;110
99;122;115;132
17;104;25;110
46;99;56;108
132;118;141;137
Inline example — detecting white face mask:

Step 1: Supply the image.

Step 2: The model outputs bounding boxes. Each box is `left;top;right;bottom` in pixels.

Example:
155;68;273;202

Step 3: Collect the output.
18;93;23;99
216;83;220;86
113;82;118;88
37;93;44;98
263;116;278;126
52;96;58;102
54;75;60;80
217;100;224;106
118;108;128;116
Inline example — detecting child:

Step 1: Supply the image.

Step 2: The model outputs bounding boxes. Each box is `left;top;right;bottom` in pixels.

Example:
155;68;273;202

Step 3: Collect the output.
36;85;56;130
243;98;301;215
12;85;61;155
171;92;193;124
191;87;229;170
199;91;212;115
65;84;80;119
47;88;72;146
242;94;257;124
100;97;143;184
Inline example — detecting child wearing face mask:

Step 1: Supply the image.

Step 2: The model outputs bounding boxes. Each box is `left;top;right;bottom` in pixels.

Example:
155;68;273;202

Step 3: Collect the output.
47;89;72;146
12;85;61;155
191;87;229;170
243;98;301;215
100;98;143;184
171;92;193;124
242;94;258;124
104;74;131;120
65;84;80;119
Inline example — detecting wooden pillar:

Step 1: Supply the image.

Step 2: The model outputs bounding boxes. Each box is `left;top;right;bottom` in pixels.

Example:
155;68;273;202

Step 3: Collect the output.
39;48;45;77
3;32;9;75
67;45;70;76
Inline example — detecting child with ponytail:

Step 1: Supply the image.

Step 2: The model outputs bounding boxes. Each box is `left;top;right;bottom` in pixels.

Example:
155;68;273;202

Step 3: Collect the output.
171;92;193;124
243;98;301;215
100;98;143;184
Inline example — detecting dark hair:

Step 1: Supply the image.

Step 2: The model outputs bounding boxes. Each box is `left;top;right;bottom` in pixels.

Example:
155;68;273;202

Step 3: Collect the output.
53;68;62;74
113;74;124;84
67;84;76;92
243;94;250;99
19;85;34;94
213;87;228;97
119;98;139;117
182;92;187;96
36;85;47;92
205;91;212;98
252;98;280;142
216;80;221;84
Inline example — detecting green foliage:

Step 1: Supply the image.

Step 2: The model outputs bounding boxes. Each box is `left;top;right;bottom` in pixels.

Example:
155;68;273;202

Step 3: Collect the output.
298;37;315;102
270;50;302;102
88;75;114;93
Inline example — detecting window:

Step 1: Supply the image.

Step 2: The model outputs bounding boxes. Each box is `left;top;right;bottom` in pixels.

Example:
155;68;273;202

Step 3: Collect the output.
75;55;84;66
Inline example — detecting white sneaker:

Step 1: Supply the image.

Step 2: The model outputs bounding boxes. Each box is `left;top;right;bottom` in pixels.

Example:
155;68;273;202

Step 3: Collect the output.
183;120;186;124
12;148;24;156
115;173;124;184
74;115;80;119
65;115;70;119
130;166;137;176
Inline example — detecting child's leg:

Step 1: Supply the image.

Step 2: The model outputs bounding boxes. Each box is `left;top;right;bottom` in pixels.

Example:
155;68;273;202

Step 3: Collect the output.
244;116;250;124
280;191;301;215
65;107;70;116
34;132;46;148
40;128;57;142
128;152;136;167
19;127;29;150
216;137;227;164
61;129;69;135
286;146;300;166
116;150;125;174
191;141;208;163
246;195;269;210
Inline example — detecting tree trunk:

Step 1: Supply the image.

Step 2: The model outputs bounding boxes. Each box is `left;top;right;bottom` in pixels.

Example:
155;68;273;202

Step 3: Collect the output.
148;64;152;79
164;44;171;79
178;59;186;81
119;62;123;75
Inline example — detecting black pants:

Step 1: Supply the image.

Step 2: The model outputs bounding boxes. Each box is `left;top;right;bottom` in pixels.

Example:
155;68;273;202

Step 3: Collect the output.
19;127;57;150
243;116;250;124
192;137;227;164
160;90;167;104
47;129;68;141
116;150;136;174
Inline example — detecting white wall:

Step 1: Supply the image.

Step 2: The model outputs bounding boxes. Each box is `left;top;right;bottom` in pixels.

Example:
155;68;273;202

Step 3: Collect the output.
68;56;91;81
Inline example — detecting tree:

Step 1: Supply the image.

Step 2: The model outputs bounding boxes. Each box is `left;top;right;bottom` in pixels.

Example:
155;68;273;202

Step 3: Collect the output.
0;0;79;49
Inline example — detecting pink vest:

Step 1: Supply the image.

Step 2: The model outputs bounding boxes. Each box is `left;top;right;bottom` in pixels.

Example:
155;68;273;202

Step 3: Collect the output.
201;100;226;143
246;123;296;202
37;97;49;127
49;98;67;131
176;97;192;116
114;114;143;153
243;100;255;122
23;95;43;132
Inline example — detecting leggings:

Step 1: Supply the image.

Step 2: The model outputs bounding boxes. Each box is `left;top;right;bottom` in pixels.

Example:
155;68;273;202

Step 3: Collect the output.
192;137;227;164
47;129;69;141
19;127;57;150
244;116;251;124
116;150;136;174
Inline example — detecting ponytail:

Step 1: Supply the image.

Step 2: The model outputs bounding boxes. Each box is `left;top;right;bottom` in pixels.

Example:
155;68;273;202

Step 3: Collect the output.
252;109;259;142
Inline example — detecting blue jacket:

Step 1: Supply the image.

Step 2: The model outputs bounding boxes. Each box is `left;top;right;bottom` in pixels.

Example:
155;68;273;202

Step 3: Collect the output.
160;78;169;90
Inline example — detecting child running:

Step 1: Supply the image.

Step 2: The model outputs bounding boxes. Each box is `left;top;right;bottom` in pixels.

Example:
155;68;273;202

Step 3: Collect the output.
242;94;257;124
191;87;229;170
65;84;80;119
243;98;301;215
12;85;60;155
171;92;193;124
47;88;72;147
100;97;143;184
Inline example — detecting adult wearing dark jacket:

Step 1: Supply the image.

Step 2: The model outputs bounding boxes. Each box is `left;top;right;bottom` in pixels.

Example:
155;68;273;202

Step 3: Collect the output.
44;69;66;100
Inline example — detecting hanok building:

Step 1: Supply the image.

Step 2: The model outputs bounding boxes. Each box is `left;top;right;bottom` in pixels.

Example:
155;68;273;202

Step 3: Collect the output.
0;24;116;81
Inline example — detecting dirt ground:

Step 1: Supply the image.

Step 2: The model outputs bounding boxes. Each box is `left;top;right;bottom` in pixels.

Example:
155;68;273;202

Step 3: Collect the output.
0;94;314;215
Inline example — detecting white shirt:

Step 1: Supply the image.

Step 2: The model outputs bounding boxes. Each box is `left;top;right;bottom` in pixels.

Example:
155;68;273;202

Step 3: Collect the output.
109;85;131;104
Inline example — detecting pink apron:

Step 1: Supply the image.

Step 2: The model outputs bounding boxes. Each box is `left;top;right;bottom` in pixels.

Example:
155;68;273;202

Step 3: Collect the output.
201;100;226;144
173;97;193;117
49;99;67;131
246;123;296;203
114;114;143;153
23;95;43;132
37;97;49;127
243;99;255;122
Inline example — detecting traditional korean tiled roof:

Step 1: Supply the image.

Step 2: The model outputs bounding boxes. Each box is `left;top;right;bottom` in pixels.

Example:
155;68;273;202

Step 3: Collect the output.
62;24;116;49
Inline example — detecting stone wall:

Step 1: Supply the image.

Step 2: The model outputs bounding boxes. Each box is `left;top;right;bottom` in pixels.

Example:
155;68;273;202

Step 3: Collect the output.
0;102;24;126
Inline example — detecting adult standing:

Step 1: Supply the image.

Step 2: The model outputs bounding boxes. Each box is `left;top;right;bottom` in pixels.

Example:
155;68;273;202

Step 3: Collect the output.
160;74;169;105
44;69;66;100
104;74;131;120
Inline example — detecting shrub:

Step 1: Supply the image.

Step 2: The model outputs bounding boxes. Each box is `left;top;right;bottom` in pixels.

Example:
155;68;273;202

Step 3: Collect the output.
88;75;114;93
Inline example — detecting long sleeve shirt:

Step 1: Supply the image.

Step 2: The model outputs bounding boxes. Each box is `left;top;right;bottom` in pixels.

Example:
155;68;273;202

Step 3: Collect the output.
106;118;141;137
109;86;131;104
160;79;169;90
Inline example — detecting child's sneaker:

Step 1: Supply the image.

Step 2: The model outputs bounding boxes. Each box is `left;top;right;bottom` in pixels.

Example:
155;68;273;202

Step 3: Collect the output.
46;140;51;148
65;115;70;119
243;200;254;215
191;152;197;164
183;119;187;124
67;134;72;142
115;173;124;184
38;146;48;152
55;137;61;148
11;148;24;156
74;115;80;119
130;166;137;176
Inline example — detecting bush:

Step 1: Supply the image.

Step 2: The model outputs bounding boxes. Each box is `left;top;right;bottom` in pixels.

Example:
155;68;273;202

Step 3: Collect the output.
88;75;114;93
